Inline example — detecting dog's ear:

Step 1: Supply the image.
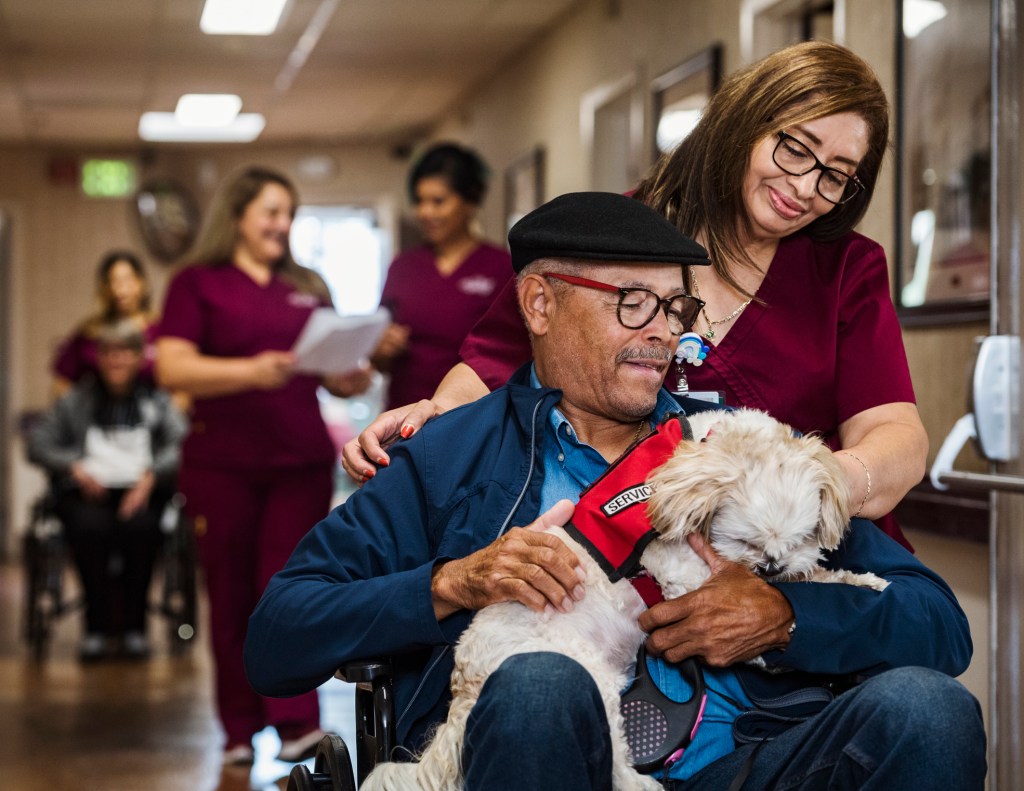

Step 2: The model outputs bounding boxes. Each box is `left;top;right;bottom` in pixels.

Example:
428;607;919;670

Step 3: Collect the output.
808;441;852;550
646;439;737;540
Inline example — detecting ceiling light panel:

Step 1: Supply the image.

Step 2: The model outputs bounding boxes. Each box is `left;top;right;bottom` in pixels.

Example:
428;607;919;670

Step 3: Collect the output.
175;94;243;126
139;112;266;142
200;0;289;35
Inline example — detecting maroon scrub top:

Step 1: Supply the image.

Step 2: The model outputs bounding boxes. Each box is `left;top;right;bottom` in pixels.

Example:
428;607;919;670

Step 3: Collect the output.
379;242;511;410
460;231;916;547
52;322;160;386
159;262;336;471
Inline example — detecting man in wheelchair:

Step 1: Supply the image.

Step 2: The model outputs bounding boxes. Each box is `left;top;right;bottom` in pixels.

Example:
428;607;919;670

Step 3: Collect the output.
28;318;188;661
246;193;984;789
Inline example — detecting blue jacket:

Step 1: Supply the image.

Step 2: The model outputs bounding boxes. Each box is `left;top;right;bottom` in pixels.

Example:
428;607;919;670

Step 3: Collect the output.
245;366;973;751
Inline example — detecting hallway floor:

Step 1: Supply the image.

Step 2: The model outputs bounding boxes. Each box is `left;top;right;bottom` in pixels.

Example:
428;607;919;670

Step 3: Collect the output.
0;559;357;791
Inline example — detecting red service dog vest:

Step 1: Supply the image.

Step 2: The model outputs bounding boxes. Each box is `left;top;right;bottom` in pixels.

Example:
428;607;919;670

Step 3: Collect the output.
564;414;693;583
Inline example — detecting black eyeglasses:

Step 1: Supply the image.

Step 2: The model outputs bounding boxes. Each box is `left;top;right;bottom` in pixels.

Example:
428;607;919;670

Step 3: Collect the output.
772;132;864;205
542;272;703;335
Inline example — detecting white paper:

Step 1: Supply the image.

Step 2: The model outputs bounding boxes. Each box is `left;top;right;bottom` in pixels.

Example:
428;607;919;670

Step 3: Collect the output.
291;307;391;374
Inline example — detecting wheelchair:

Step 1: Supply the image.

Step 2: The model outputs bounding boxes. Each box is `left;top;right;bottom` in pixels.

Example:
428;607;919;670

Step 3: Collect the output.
287;659;394;791
285;651;706;789
21;486;199;661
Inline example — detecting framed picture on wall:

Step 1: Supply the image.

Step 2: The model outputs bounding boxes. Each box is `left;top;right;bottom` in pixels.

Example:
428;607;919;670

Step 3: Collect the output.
504;147;545;236
894;0;991;324
650;44;723;163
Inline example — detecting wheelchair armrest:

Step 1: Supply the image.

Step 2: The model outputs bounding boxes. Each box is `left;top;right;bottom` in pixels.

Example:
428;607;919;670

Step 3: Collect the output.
336;658;393;684
334;658;396;784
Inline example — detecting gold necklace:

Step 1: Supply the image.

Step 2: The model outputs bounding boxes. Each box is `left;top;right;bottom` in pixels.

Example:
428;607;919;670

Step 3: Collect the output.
691;277;752;341
632;418;649;444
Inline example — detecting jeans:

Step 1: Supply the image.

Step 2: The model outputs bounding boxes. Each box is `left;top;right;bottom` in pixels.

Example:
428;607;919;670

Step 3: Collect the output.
675;666;986;790
460;658;985;791
462;652;613;791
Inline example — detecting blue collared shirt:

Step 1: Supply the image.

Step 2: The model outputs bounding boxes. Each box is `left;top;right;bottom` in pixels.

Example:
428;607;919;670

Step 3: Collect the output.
530;365;751;781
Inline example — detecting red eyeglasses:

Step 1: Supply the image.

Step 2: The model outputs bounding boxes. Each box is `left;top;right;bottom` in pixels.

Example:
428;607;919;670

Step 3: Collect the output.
542;272;703;335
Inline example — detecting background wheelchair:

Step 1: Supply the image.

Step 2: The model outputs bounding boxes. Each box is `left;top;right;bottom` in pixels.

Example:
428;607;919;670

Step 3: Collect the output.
21;485;199;661
287;659;394;791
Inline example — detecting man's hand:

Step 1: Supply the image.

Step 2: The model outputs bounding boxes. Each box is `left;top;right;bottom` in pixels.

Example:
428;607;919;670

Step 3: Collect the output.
639;533;794;666
431;500;586;620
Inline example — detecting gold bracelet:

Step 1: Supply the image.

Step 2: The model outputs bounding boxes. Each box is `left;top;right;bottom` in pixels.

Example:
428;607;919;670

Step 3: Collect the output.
839;451;871;517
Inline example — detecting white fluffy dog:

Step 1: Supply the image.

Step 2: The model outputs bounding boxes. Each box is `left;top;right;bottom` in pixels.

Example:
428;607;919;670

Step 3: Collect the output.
363;408;886;791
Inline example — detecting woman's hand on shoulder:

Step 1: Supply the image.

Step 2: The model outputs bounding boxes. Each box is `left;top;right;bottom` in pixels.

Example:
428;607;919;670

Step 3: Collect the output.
340;361;491;484
340;399;443;484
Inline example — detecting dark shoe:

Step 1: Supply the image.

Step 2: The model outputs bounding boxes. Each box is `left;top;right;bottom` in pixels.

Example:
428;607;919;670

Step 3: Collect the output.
78;633;108;663
122;631;151;659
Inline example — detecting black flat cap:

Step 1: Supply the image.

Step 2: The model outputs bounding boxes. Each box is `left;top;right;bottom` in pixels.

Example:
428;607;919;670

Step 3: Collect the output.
508;191;710;273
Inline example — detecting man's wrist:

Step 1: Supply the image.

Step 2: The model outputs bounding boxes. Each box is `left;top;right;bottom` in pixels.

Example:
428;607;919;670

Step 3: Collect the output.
430;559;460;620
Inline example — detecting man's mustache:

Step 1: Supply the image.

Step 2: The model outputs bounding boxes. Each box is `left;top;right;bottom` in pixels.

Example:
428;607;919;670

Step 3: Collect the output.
616;346;673;364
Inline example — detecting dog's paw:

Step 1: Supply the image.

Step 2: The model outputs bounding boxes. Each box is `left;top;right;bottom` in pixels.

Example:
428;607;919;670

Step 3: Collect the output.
808;567;889;591
851;571;889;591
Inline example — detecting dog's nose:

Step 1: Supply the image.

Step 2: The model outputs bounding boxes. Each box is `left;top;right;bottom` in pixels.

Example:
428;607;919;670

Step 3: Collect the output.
757;558;783;577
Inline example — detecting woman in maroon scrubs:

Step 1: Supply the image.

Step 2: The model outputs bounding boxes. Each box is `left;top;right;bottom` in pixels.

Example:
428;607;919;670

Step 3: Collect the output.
157;167;368;765
343;41;927;550
371;143;511;411
51;250;159;399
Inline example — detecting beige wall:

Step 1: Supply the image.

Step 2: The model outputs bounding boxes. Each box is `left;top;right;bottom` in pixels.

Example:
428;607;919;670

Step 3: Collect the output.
1;0;990;734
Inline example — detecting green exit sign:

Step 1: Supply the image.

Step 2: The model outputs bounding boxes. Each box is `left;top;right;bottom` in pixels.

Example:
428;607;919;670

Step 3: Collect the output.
81;159;137;198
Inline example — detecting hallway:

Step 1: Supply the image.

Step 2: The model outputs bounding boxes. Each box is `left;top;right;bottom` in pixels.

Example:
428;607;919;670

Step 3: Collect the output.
0;560;355;791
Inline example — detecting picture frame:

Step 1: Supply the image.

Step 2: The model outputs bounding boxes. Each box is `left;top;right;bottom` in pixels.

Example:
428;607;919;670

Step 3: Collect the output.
504;147;545;236
579;71;645;194
894;0;991;324
650;44;723;163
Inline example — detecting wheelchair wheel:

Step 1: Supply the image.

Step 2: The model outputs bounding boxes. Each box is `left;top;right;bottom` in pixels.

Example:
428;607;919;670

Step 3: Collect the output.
159;498;198;652
284;735;356;791
22;532;50;660
22;524;67;661
286;765;320;791
313;734;356;791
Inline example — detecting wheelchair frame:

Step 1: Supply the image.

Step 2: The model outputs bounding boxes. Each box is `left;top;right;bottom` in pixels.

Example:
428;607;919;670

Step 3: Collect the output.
21;488;199;660
287;659;394;791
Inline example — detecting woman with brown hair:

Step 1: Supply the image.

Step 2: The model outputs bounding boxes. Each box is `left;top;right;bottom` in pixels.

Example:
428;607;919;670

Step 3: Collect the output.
156;166;368;765
51;250;158;399
344;40;927;552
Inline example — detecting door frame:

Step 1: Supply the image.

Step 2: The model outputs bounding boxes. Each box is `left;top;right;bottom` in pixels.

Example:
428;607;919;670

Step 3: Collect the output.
989;0;1023;786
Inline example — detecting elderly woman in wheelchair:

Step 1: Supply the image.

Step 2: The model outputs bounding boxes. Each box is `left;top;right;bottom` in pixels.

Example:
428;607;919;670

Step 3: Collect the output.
27;318;188;661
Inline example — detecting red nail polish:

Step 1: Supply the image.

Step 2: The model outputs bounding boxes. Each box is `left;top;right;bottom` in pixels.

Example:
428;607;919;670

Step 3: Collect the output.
376;456;389;467
400;425;414;439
